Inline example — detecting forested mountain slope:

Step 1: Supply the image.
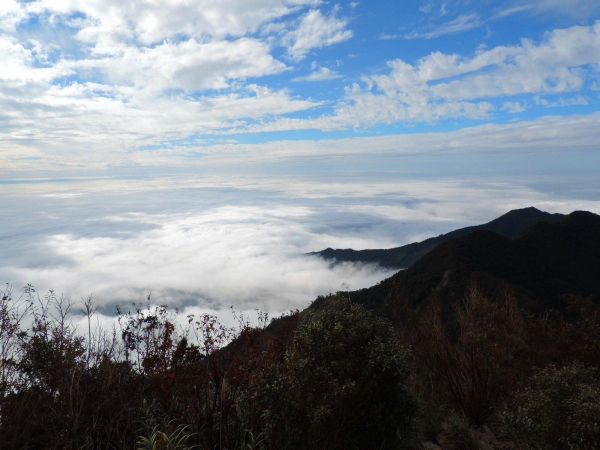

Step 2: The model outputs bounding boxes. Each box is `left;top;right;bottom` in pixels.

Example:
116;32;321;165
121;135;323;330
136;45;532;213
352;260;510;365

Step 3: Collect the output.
324;210;600;320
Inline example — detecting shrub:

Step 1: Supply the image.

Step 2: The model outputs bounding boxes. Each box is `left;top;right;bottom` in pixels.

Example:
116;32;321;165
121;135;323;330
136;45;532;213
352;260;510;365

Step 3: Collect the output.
259;299;418;450
412;286;528;423
0;290;143;449
413;395;446;442
498;362;600;450
0;286;293;450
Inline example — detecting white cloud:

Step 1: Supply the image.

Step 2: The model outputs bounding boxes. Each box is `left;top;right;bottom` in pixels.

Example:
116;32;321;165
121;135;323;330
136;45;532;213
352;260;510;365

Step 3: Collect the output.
209;108;600;164
0;1;27;33
0;1;318;92
78;38;288;93
0;6;598;154
2;107;600;314
0;77;319;155
1;201;398;312
0;33;319;152
2;173;599;314
6;107;598;172
420;4;433;14
9;0;321;46
525;0;600;18
283;8;352;61
292;65;342;82
0;36;71;84
502;101;526;113
534;95;589;107
0;1;359;153
492;0;600;23
238;21;600;131
491;6;534;19
426;23;600;101
405;13;483;39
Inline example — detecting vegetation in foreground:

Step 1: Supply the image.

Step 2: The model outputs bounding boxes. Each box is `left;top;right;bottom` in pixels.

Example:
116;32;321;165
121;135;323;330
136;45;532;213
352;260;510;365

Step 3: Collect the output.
1;283;599;449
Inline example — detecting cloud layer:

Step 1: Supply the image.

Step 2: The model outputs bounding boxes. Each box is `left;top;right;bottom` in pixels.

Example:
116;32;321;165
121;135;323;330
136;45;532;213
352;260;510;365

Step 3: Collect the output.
0;0;351;153
2;169;599;316
248;21;600;131
0;1;599;163
0;180;405;314
1;0;599;319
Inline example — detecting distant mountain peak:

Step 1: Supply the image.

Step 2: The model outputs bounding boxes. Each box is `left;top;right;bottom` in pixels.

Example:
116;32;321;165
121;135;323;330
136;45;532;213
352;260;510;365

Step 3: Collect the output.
310;207;565;270
326;209;600;321
512;206;542;212
493;206;555;219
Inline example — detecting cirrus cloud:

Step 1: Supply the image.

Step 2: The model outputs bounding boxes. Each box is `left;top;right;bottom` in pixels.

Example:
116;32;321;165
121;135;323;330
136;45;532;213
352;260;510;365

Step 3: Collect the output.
283;8;353;61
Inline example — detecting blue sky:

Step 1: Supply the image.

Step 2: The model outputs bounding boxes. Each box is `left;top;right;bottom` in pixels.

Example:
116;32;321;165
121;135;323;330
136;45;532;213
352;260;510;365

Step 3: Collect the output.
0;0;599;162
1;0;600;315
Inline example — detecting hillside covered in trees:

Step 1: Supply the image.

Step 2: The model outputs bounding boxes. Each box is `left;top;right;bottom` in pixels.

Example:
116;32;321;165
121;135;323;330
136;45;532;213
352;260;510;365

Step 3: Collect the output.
1;209;599;449
317;209;600;318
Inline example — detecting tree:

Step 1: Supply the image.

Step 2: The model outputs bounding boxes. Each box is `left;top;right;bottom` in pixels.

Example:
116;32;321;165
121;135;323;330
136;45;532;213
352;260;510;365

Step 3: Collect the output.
258;299;418;450
499;362;600;450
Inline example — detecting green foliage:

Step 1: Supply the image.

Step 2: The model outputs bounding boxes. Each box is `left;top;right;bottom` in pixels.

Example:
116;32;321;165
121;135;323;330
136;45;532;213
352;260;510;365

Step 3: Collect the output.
259;299;418;450
498;362;600;450
136;401;199;450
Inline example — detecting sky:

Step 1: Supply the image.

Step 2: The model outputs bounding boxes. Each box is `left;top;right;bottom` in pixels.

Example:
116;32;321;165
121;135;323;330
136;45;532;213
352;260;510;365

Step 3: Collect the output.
1;0;600;321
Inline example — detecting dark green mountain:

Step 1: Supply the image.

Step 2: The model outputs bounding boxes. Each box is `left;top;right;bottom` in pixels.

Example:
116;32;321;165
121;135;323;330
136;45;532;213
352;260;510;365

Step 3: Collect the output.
310;207;564;269
331;210;600;319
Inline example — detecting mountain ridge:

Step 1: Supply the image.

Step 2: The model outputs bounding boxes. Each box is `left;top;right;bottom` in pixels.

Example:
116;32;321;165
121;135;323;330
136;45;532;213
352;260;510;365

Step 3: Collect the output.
310;207;565;270
329;210;600;321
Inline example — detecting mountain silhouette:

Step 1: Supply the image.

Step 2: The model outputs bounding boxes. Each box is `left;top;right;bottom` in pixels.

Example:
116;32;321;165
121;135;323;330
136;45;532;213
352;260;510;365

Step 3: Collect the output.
326;210;600;320
310;207;564;269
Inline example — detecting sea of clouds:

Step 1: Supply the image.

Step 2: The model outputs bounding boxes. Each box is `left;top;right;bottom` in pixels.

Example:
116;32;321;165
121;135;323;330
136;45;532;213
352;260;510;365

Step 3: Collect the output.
2;172;600;329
